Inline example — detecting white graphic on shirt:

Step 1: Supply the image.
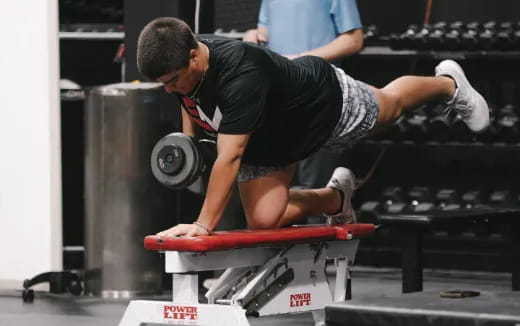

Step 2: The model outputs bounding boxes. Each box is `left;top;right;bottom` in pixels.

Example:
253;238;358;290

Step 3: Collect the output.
197;103;222;131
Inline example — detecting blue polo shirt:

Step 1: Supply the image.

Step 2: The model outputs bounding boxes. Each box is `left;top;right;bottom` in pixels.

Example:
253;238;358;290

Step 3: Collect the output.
258;0;362;55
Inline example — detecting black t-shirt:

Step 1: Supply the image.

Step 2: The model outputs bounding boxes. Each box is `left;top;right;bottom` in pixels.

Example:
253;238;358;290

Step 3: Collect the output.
178;34;342;166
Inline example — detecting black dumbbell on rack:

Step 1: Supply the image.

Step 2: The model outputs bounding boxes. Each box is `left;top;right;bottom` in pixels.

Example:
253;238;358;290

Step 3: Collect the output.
382;116;408;142
363;25;379;45
404;108;429;142
427;103;453;142
496;22;516;50
488;190;512;207
451;114;478;142
428;21;448;50
494;104;520;143
406;186;434;212
359;186;405;219
461;21;481;50
381;186;407;214
413;24;432;50
359;199;381;223
445;21;465;51
461;190;483;209
435;189;461;211
389;24;419;50
478;21;497;50
451;104;497;143
513;22;520;50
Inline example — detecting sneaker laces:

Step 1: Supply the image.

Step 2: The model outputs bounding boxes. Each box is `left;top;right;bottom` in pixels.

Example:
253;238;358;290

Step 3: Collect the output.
330;178;341;190
447;93;472;120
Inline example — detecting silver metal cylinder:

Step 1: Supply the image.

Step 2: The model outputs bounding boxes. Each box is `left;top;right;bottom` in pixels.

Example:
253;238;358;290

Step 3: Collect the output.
84;83;180;298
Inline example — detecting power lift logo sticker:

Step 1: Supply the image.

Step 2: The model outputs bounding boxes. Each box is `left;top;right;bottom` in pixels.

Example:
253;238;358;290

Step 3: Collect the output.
290;293;311;307
163;305;198;324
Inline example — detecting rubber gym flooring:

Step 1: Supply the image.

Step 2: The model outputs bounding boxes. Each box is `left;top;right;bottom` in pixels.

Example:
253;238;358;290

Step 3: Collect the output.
0;266;511;326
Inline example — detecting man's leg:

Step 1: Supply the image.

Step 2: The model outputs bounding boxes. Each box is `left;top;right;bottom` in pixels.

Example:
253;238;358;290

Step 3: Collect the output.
238;164;342;229
293;151;343;224
370;75;455;130
371;60;489;132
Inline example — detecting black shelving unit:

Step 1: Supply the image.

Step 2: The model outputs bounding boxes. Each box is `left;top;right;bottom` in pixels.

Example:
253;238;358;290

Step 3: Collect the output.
345;41;520;275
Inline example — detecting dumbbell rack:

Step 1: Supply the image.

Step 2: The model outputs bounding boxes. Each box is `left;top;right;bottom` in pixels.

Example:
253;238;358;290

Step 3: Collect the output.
378;208;520;293
344;27;520;278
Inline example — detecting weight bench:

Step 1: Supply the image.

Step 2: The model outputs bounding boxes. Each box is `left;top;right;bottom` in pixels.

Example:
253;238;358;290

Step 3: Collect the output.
119;223;375;326
378;207;520;293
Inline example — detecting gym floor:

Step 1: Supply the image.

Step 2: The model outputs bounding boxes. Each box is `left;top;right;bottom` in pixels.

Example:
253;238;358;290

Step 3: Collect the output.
0;266;510;326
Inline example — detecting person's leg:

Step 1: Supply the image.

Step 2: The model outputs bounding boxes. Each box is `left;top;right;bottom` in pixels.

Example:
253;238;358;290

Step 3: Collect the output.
238;164;342;229
370;60;489;133
293;151;343;224
370;75;455;130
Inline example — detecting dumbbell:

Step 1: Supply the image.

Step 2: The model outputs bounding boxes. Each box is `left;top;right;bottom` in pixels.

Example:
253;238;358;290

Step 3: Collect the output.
389;33;403;50
435;189;461;210
461;190;483;208
150;132;216;194
428;21;447;50
488;190;512;207
404;109;429;142
444;21;465;51
452;114;477;142
513;23;520;50
381;186;407;213
359;200;381;223
399;24;420;49
497;22;515;50
363;25;379;45
428;103;453;142
382;116;408;142
494;104;520;143
476;110;496;143
451;103;497;143
478;21;497;50
412;25;432;50
461;21;481;50
406;186;434;212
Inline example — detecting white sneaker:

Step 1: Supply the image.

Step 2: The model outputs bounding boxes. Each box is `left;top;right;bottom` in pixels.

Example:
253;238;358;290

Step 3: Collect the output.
324;167;357;224
435;59;490;132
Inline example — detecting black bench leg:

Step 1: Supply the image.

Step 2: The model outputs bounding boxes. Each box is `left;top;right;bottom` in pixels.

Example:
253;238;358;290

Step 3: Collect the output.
513;222;520;291
401;228;423;293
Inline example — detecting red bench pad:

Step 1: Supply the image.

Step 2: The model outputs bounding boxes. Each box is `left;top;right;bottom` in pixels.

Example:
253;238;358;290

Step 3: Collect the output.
144;223;375;252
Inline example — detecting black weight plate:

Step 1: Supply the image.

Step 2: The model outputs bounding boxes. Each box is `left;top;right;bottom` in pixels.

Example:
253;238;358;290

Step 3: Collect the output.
151;133;203;189
156;145;185;175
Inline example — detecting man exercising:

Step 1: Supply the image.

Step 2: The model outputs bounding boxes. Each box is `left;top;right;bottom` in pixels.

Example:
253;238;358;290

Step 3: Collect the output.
137;17;489;237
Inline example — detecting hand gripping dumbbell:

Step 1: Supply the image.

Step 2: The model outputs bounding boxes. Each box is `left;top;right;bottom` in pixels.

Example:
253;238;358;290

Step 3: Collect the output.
150;132;216;194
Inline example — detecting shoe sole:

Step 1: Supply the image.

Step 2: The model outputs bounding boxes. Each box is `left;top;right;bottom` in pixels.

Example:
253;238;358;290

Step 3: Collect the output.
436;60;489;133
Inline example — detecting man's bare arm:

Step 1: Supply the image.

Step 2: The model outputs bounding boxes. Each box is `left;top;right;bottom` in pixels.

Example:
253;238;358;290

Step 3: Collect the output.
181;107;197;136
156;133;250;237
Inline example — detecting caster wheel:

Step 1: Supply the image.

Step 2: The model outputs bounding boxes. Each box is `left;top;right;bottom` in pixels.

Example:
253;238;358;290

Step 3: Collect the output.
69;279;83;296
22;289;34;303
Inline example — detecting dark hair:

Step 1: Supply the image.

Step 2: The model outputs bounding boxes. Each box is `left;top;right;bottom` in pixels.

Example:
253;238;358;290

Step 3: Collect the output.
137;17;199;80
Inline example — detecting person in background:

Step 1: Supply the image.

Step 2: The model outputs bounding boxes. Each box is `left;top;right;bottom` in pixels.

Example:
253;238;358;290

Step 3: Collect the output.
243;0;364;222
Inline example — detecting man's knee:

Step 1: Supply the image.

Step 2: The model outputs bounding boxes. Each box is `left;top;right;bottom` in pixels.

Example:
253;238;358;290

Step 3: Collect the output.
247;213;283;229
